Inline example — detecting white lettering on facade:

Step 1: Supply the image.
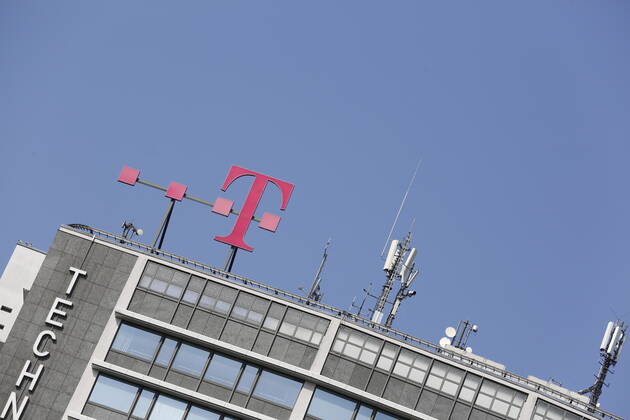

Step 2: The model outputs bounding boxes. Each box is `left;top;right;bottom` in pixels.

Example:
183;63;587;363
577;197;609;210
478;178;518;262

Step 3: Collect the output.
15;361;43;392
66;267;87;296
1;266;88;420
0;392;28;420
45;298;73;329
32;330;57;358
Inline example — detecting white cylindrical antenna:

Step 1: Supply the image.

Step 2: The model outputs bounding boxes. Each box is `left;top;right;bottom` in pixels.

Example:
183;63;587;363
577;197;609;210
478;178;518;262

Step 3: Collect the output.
600;321;615;352
383;240;399;272
607;326;622;355
400;247;417;280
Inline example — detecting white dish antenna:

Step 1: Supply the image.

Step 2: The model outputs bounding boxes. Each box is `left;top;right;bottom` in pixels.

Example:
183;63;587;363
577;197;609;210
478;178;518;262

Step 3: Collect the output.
445;326;456;338
466;347;473;353
439;337;451;348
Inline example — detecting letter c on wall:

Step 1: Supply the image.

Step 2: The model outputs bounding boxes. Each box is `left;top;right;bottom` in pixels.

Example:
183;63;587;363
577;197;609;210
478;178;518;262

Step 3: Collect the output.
33;330;57;358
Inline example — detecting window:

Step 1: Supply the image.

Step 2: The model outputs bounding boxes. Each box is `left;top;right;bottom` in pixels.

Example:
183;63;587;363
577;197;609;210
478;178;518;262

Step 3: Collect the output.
132;390;155;418
188;406;221;420
252;371;301;407
139;262;189;300
230;292;268;326
475;379;526;419
204;354;242;388
182;276;206;305
425;361;464;396
84;375;239;420
236;366;258;393
377;343;398;371
392;348;431;384
307;388;356;420
198;282;237;314
279;308;328;345
88;375;138;413
111;324;162;361
171;344;210;377
332;327;382;365
155;338;178;366
533;400;581;420
306;388;402;420
459;373;481;403
148;395;187;420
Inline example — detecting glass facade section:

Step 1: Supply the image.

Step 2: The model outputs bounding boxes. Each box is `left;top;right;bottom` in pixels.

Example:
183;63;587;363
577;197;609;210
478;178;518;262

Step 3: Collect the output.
106;322;304;420
84;375;238;420
129;261;330;369
324;326;528;420
533;400;585;420
111;324;161;361
305;388;402;420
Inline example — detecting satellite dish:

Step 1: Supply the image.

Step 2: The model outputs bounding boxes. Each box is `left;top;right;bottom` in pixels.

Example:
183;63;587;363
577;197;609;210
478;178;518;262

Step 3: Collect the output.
466;347;473;353
136;229;144;236
439;337;451;348
445;327;456;338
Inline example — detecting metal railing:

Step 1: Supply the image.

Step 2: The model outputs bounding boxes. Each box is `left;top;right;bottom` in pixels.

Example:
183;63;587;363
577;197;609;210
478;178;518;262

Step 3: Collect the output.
65;224;623;420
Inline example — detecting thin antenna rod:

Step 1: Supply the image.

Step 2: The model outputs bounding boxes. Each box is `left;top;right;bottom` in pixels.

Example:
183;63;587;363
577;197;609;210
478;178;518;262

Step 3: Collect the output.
307;238;331;301
381;159;422;257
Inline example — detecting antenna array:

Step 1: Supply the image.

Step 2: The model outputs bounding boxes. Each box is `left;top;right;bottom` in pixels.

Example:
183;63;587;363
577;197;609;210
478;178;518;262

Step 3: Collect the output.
370;232;420;327
579;320;626;407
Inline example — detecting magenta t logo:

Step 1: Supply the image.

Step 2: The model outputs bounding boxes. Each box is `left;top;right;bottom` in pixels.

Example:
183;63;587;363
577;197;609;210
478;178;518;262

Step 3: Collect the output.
213;166;294;252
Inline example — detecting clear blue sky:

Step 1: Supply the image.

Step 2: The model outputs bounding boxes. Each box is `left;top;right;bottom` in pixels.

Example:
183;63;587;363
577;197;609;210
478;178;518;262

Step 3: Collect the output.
1;1;629;416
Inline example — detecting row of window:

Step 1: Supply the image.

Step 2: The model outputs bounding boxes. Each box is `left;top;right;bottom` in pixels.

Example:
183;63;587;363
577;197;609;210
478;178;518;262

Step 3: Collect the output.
305;387;401;420
84;375;239;420
108;323;303;419
533;400;587;420
130;261;329;369
325;327;526;420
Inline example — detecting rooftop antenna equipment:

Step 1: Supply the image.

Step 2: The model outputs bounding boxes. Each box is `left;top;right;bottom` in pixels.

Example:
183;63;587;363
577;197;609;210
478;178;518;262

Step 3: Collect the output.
372;161;422;326
579;320;626;407
440;321;478;352
304;239;331;302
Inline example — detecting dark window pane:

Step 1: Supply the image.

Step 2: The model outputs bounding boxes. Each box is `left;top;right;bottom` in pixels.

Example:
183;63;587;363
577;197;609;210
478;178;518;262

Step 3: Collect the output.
148;395;187;420
204;354;242;387
112;324;161;360
88;376;138;414
307;388;355;420
155;338;178;366
172;344;209;377
132;390;155;418
187;406;221;420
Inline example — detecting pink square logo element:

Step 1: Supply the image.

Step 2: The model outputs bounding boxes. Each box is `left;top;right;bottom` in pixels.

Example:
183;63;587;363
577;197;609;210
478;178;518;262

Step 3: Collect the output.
118;167;140;185
212;197;233;216
259;213;281;232
165;182;187;201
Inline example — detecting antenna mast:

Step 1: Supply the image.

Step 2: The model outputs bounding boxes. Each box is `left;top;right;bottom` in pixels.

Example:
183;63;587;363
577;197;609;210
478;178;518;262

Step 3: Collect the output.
579;320;626;407
372;232;419;325
306;239;331;302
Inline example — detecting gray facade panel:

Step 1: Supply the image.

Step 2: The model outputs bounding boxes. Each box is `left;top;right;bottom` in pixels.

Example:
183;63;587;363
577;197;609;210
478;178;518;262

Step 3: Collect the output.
0;231;137;419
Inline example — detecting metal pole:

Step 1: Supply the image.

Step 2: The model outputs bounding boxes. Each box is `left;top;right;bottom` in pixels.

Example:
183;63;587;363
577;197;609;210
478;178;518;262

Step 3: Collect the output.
152;199;176;250
223;246;238;272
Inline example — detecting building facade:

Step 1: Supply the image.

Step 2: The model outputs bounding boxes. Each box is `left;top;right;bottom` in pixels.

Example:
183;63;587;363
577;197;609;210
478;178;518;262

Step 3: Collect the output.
0;225;623;420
